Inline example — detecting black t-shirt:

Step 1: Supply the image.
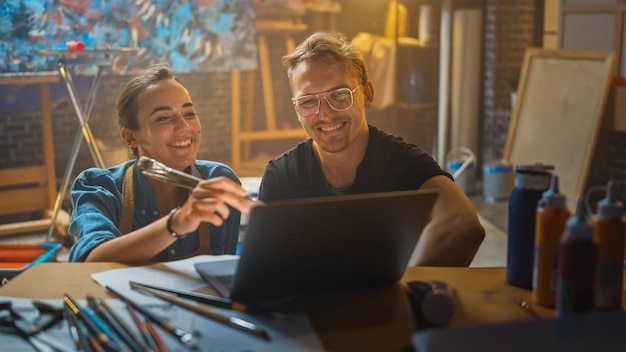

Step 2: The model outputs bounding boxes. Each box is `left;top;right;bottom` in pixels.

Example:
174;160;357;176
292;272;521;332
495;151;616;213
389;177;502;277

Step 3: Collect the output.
259;125;450;201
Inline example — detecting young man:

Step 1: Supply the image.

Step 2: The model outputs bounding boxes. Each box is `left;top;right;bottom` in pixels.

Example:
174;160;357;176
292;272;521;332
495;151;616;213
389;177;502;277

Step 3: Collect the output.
258;31;485;266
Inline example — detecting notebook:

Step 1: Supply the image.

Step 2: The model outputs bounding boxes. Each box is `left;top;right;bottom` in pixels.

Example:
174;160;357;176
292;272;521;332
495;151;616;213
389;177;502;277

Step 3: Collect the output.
195;189;438;304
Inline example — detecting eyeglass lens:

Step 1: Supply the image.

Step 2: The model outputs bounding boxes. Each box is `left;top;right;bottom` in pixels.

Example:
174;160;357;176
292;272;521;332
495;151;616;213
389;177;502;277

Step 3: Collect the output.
294;86;358;118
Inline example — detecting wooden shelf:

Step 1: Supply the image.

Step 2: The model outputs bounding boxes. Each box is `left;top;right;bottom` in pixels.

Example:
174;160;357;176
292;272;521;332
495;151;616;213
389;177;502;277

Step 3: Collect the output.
230;17;310;174
0;73;69;237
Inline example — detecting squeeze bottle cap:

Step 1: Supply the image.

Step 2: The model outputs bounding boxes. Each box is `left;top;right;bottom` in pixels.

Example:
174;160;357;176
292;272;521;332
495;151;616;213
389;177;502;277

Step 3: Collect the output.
515;163;555;174
66;40;85;52
538;175;566;209
597;181;625;219
563;198;593;241
515;163;553;190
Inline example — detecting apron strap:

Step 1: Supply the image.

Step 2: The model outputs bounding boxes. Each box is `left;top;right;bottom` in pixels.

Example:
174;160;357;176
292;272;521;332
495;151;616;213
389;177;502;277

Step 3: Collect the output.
120;161;212;257
119;162;135;234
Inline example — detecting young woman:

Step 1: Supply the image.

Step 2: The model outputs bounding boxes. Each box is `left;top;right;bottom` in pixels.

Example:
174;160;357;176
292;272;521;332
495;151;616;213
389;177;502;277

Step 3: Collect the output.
68;64;250;263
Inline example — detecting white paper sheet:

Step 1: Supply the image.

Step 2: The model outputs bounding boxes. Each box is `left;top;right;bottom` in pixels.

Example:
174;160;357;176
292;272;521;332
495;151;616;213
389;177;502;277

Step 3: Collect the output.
87;254;326;351
91;254;236;304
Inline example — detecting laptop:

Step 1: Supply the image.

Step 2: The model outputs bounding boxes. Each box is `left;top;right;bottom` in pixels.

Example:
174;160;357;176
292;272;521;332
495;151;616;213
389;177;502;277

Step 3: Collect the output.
195;189;438;304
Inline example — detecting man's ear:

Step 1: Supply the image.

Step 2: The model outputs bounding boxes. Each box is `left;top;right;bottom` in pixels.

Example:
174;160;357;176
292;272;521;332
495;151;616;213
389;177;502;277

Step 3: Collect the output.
120;128;137;147
363;81;374;108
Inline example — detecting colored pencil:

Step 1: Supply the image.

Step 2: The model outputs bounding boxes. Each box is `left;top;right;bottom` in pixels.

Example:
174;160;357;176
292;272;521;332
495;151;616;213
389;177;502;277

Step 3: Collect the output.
106;285;199;350
87;295;147;352
63;293;124;352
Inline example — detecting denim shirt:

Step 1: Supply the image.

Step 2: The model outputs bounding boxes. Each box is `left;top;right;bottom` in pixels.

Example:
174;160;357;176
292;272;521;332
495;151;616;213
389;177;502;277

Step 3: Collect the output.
68;160;241;262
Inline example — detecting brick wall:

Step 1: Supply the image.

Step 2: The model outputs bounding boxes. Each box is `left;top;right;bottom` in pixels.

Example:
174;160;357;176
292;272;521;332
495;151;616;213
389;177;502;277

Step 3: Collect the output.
482;0;626;201
482;0;536;163
0;112;44;169
587;129;626;203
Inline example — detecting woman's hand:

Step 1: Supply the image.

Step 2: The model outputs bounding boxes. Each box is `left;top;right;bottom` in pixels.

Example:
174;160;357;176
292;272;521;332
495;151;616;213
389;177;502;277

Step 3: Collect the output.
170;177;252;234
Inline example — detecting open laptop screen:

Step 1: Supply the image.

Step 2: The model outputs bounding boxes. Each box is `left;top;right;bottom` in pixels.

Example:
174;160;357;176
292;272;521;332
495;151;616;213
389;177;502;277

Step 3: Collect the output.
196;189;438;304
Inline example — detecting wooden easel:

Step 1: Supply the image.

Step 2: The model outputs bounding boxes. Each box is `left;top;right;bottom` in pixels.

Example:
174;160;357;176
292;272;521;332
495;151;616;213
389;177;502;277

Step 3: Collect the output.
0;73;69;237
230;11;309;174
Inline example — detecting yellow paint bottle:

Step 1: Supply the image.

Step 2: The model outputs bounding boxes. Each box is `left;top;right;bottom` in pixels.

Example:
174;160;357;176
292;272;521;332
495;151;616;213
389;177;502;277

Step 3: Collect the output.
532;175;570;307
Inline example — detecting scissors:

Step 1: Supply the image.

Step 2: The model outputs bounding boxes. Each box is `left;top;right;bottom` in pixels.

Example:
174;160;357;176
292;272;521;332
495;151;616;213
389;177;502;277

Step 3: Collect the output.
0;300;67;352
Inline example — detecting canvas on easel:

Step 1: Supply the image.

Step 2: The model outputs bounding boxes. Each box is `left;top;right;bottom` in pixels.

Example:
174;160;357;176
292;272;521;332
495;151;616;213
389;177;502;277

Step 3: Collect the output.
503;48;615;208
0;1;258;75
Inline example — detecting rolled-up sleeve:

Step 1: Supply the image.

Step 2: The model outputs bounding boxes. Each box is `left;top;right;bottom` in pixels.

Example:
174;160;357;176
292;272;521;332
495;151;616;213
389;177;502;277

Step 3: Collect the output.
68;169;124;262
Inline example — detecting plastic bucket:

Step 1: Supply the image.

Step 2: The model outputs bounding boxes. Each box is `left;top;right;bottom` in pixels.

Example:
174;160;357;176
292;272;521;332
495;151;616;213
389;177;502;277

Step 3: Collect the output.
482;160;514;202
446;146;476;195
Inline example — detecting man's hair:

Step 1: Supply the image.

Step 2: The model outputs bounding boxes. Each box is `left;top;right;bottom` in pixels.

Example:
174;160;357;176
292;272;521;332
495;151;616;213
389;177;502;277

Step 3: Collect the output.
281;31;368;86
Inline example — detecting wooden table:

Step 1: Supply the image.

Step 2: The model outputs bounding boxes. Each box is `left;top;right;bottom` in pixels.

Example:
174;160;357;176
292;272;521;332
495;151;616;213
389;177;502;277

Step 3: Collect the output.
0;263;552;351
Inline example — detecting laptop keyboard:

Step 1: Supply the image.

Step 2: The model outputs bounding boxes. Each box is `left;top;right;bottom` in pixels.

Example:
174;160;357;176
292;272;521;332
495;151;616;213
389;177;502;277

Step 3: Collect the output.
215;274;235;289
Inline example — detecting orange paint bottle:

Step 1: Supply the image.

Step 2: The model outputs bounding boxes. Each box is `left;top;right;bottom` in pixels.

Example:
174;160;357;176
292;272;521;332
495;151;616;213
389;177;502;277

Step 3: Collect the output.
532;175;570;307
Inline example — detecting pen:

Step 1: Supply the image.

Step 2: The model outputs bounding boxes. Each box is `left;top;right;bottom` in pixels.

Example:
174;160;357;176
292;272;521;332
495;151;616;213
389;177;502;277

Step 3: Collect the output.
88;339;107;352
146;321;170;352
132;283;271;341
516;299;541;319
126;305;158;351
82;305;127;350
64;304;94;352
63;293;124;352
87;295;148;352
129;281;272;315
106;285;199;350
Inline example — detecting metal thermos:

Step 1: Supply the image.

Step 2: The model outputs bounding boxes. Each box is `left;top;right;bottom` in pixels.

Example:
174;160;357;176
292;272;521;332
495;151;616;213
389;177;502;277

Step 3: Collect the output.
506;163;554;289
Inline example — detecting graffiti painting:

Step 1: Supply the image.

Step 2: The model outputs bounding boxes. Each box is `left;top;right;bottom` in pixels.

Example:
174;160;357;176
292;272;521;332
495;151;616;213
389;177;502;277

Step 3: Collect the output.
0;0;258;74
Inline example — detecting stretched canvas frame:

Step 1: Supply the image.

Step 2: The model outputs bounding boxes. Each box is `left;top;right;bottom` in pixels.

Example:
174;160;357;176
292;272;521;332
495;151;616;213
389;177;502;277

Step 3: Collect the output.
503;48;615;204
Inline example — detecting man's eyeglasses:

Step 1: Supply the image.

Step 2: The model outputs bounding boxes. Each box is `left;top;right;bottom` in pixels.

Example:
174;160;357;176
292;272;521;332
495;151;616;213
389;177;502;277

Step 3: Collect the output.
292;85;362;118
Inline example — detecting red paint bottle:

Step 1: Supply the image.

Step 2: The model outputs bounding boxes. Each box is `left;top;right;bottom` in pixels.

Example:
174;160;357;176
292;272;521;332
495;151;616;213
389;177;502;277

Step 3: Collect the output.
592;181;626;310
555;198;597;316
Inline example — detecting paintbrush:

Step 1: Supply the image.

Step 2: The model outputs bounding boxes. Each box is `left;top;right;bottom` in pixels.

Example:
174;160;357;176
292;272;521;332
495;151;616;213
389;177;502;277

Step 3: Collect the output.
136;157;261;205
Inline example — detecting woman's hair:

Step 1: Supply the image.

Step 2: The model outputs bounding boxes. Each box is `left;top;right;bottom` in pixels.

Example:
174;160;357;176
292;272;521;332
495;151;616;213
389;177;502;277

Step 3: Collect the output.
281;31;368;86
115;63;181;131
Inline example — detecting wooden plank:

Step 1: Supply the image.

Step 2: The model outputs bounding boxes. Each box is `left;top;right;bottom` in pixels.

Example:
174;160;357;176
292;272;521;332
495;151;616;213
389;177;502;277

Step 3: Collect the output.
258;35;277;131
0;209;69;238
231;69;242;174
255;20;308;33
0;166;47;187
243;70;256;161
238;129;309;141
39;82;57;209
0;187;49;215
0;72;58;85
0;219;52;237
503;48;615;205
